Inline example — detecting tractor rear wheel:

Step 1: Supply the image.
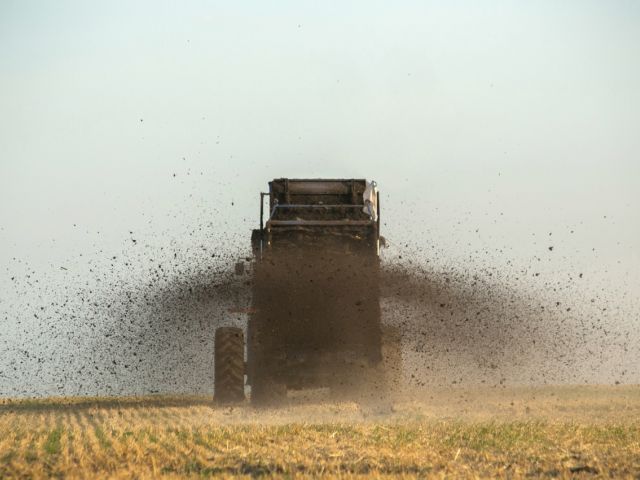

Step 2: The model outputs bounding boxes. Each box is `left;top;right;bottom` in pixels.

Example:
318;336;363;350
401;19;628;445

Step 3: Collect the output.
214;327;245;404
251;376;287;406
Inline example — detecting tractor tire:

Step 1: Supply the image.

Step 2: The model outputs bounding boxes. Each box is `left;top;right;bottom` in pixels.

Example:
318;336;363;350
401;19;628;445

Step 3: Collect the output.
329;361;368;401
251;376;287;407
214;327;245;404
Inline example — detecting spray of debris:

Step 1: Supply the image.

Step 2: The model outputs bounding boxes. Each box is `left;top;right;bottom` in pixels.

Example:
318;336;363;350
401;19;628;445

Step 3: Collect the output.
1;231;635;398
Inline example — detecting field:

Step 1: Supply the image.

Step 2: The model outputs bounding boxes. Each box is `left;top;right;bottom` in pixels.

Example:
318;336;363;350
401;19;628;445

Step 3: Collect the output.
1;386;639;479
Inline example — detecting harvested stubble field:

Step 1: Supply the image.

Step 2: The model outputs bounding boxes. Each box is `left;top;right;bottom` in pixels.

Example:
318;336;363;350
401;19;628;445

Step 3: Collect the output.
0;386;639;479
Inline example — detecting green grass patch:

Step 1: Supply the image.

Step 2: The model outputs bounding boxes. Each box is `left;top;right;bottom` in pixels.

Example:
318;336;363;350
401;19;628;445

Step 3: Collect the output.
440;421;551;451
93;426;112;449
0;450;16;464
24;447;38;464
43;427;63;455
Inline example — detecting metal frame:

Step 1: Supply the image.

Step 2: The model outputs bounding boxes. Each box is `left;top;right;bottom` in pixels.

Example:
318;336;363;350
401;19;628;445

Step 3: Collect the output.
259;192;268;232
259;184;381;234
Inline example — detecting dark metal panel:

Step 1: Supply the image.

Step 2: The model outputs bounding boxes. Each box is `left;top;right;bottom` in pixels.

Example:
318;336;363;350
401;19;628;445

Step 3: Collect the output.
267;219;373;227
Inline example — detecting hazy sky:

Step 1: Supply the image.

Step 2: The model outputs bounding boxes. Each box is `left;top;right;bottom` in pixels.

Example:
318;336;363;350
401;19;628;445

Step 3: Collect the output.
1;0;639;296
1;1;640;396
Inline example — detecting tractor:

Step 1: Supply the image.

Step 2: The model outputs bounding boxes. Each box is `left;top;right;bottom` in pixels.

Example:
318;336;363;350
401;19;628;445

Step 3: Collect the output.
214;179;397;404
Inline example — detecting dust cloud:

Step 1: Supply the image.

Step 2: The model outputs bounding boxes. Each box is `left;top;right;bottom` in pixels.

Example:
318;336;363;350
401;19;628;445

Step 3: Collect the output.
1;232;636;399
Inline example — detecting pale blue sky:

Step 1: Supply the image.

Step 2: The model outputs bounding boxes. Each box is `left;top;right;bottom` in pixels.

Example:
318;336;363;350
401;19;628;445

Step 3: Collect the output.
1;0;639;292
1;1;640;395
